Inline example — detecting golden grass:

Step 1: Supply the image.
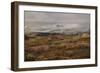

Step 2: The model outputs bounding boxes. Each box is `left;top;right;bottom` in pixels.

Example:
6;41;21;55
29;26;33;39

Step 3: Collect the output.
24;33;90;61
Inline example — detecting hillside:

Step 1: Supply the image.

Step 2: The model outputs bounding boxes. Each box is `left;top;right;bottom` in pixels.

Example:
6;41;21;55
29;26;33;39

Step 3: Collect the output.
24;32;90;61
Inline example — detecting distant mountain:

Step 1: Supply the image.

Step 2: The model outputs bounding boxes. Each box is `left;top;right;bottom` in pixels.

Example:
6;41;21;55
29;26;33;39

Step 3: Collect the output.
32;29;90;35
25;31;90;38
25;23;89;35
25;24;89;35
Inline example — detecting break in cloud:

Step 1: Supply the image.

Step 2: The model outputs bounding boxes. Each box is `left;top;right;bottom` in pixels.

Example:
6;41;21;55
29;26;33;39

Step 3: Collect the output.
24;11;90;34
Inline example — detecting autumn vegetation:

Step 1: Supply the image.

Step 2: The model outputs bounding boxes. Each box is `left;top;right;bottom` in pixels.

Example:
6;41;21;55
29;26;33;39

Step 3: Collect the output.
24;32;90;61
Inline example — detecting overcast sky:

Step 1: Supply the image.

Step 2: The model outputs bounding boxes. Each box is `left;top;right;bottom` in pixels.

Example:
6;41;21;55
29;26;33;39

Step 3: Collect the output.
24;11;90;34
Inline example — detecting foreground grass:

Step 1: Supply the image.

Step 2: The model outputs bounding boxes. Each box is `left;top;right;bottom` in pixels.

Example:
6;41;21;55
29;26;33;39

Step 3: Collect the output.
24;33;90;61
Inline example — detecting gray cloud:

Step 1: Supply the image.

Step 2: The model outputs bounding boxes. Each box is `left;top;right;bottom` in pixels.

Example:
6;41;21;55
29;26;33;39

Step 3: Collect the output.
24;11;90;34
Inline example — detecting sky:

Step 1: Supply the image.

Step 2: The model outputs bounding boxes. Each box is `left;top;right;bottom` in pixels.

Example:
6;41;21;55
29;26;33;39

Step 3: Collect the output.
24;11;90;34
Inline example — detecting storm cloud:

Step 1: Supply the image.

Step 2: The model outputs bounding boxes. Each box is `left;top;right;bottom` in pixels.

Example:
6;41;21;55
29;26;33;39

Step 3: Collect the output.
24;11;90;34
